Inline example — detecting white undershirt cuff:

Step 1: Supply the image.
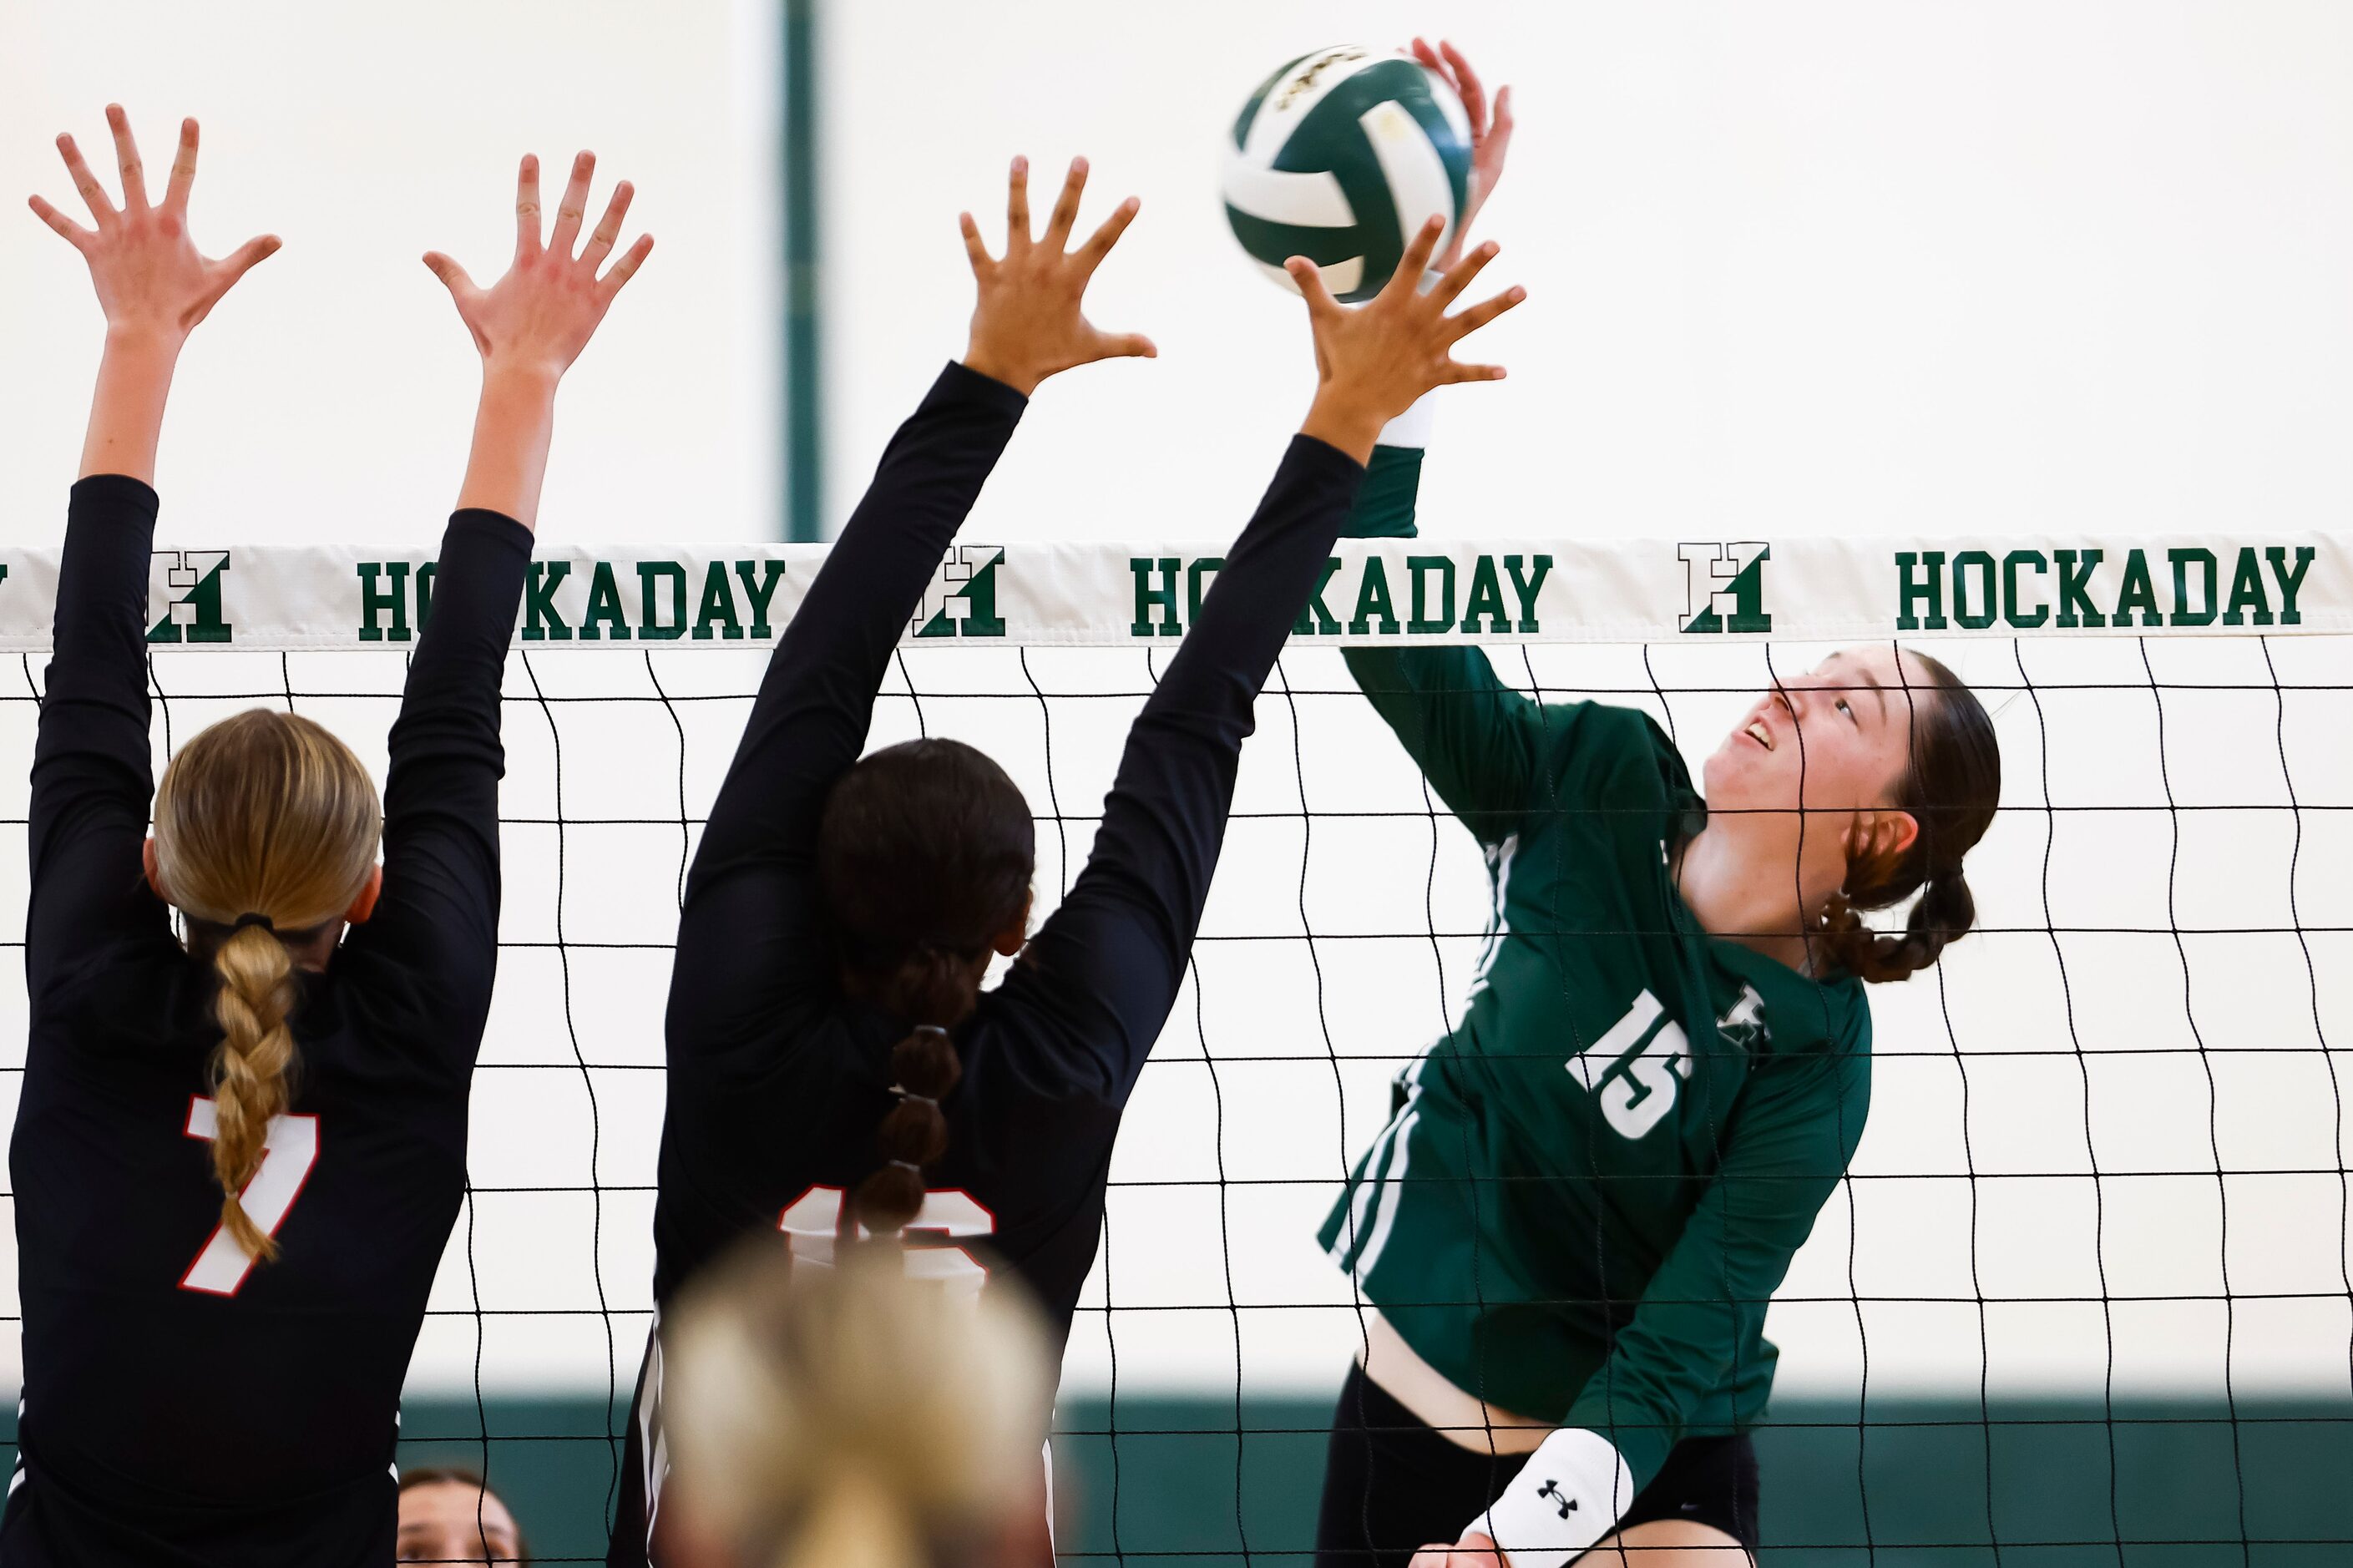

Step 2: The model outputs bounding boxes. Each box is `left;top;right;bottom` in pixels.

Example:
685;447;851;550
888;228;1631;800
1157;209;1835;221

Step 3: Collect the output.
1375;395;1435;451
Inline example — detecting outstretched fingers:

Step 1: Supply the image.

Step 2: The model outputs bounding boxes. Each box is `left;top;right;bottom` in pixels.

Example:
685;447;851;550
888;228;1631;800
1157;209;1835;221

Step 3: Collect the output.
217;233;282;281
1390;213;1446;291
514;154;543;256
190;233;281;323
581;179;634;268
163;119;200;216
1283;255;1343;320
1439;39;1489;134
1435;284;1524;385
1444;282;1526;346
1004;155;1031;250
27;195;92;251
55;134;114;227
959;210;994;276
1489;83;1516;144
597;232;655;304
1095;328;1157;361
550;151;595;257
1075;195;1140;274
1042;157;1086;250
104;104;148;211
422;250;478;301
1427;238;1500;310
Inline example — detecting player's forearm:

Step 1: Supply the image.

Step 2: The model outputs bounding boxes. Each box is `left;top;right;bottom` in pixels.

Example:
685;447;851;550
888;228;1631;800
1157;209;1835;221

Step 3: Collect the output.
453;365;561;533
77;330;183;484
694;362;1024;874
1147;434;1364;729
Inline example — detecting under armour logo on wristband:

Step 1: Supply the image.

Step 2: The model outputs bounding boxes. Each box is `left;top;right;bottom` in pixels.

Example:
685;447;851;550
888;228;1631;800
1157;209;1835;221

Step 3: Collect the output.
1536;1480;1577;1519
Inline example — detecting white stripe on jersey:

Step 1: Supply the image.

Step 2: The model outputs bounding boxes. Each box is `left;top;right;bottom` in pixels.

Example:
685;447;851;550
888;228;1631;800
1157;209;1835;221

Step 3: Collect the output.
1462;833;1519;1023
1330;834;1516;1278
1349;1108;1419;1282
1332;1104;1409;1270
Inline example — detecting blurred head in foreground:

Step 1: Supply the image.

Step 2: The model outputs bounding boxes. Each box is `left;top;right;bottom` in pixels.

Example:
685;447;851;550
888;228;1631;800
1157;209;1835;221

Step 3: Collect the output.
396;1465;528;1564
664;1244;1055;1568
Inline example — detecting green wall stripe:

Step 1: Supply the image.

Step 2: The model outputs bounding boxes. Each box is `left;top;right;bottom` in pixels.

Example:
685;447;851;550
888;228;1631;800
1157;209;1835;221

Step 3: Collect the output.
782;0;822;543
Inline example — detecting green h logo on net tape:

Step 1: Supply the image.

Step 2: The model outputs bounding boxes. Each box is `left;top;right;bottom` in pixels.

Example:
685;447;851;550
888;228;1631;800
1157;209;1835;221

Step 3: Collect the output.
148;550;232;645
1677;541;1772;634
914;544;1007;639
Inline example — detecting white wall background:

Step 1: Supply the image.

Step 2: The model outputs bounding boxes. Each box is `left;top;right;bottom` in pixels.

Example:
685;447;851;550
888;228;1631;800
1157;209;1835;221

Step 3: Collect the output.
1;2;2350;1409
0;0;781;549
825;1;2353;552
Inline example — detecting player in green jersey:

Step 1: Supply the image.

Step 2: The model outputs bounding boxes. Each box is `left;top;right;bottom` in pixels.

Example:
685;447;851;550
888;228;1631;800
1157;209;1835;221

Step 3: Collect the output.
1311;43;2004;1568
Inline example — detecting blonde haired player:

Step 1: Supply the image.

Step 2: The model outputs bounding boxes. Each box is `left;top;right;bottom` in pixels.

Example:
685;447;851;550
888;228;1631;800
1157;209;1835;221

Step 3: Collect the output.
9;109;647;1564
660;1244;1055;1568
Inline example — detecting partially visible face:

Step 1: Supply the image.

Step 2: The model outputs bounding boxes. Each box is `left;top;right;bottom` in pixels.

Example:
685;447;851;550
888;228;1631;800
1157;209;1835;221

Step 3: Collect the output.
397;1480;524;1565
1703;645;1939;821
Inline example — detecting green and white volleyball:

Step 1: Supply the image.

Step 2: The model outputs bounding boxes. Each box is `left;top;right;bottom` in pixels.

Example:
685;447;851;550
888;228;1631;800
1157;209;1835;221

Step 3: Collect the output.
1222;46;1473;302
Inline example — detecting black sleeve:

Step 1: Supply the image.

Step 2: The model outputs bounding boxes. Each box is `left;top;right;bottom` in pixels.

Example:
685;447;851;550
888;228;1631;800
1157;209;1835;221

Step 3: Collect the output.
992;434;1365;1099
666;362;1029;1075
336;509;533;1074
26;476;176;1005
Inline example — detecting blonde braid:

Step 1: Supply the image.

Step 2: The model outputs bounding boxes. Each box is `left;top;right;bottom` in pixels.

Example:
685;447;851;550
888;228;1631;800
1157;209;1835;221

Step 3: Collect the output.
206;923;301;1261
152;708;381;1271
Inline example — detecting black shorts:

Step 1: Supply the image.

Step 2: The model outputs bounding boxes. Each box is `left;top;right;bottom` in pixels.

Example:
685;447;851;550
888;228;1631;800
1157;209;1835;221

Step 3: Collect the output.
1313;1363;1759;1567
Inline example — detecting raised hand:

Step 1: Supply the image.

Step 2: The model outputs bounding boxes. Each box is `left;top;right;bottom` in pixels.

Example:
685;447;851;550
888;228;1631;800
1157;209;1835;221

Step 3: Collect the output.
30;107;280;483
1290;215;1523;463
959;156;1155;396
29;107;280;349
1411;38;1515;272
424;150;653;382
428;151;652;531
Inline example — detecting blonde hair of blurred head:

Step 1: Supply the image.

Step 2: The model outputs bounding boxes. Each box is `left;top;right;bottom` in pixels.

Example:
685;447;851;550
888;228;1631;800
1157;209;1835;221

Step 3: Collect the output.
151;709;381;1263
665;1242;1054;1568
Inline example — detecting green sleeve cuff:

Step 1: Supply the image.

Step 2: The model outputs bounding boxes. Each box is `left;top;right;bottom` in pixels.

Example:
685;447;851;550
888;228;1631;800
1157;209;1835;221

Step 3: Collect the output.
1341;445;1422;539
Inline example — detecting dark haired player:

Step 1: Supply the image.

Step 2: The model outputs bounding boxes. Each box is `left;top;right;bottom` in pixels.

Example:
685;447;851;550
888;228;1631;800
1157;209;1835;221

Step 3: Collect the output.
10;110;647;1565
609;159;1524;1564
1310;43;2002;1568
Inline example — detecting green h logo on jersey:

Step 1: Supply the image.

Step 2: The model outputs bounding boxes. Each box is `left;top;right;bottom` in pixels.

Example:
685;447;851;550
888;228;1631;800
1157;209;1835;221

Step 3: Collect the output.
148;551;232;645
914;545;1006;638
1677;542;1772;634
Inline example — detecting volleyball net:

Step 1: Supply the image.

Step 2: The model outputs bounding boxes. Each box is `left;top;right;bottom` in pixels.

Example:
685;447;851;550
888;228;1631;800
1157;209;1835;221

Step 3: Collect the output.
1;529;2348;1562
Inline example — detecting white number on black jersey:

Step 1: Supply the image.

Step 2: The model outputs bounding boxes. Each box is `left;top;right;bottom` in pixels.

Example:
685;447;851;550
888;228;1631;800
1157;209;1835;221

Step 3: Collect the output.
180;1096;321;1295
777;1185;996;1296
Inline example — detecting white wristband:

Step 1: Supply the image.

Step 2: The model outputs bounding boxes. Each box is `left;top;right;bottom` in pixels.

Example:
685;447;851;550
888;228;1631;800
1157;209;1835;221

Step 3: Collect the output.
1471;1428;1634;1568
1376;392;1436;451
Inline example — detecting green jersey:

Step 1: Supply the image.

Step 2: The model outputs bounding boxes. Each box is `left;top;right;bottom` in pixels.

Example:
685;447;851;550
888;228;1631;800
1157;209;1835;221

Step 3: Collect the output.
1317;448;1872;1492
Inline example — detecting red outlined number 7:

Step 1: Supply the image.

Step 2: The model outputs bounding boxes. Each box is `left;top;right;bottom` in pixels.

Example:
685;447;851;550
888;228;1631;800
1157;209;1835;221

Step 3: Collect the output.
180;1095;320;1296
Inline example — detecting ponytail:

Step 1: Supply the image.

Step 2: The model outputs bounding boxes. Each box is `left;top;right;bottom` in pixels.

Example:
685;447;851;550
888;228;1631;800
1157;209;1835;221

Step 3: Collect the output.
1816;650;2000;984
207;921;302;1260
1819;867;1977;984
853;950;977;1236
817;737;1036;1239
152;708;382;1270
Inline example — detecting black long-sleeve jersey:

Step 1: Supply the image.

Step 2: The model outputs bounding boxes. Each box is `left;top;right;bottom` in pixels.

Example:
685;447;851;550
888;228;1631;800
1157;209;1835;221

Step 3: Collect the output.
608;363;1366;1565
3;476;529;1567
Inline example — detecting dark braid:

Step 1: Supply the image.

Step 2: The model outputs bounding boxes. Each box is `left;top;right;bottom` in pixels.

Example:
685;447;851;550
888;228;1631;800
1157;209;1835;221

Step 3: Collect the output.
817;738;1035;1238
1814;651;2001;984
854;961;974;1234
